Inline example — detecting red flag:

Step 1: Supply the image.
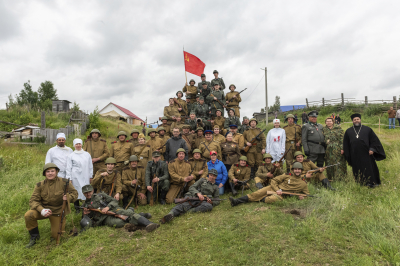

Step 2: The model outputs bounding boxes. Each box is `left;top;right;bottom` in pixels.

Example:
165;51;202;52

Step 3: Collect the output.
183;51;206;76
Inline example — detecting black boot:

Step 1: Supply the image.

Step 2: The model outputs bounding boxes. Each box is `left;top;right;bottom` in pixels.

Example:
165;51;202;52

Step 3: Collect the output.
321;178;335;191
26;227;40;248
74;200;80;214
229;195;249;207
159;213;174;224
250;167;255;179
255;183;264;190
137;217;159;232
159;190;167;205
139;212;152;219
122;197;129;209
229;182;238;196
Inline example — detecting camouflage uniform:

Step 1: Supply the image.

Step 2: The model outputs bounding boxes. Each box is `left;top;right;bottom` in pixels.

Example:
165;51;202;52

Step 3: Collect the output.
207;90;225;117
322;125;347;179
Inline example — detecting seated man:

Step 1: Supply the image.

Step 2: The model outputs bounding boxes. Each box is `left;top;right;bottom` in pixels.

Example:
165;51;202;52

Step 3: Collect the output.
228;156;251;196
146;151;170;205
121;155;147;208
159;169;221;224
80;185;158;233
91;157;122;200
24;163;78;248
292;151;334;190
188;149;208;181
229;162;310;206
254;154;284;190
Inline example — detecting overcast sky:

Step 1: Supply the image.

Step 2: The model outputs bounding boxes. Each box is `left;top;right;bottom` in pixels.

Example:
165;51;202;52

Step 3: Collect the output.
1;0;399;122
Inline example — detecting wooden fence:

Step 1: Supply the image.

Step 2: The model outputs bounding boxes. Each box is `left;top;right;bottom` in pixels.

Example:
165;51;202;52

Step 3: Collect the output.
32;122;87;145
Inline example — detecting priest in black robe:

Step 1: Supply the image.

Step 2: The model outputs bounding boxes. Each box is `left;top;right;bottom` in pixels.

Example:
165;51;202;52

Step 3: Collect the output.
343;113;386;187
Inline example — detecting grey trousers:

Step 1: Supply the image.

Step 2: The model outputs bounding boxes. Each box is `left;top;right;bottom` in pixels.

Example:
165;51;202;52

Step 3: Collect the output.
170;201;213;217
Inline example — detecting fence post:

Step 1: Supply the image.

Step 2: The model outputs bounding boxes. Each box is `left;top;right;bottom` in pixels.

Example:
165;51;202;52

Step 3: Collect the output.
41;111;46;129
306;98;309;108
322;98;325;107
394;96;397;109
341;93;344;106
365;96;368;108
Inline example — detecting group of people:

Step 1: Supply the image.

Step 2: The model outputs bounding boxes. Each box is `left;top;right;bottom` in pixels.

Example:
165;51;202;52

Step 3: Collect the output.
24;70;387;248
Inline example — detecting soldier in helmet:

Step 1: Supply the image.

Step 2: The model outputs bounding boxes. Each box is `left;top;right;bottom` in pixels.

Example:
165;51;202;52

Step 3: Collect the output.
120;155;147;208
228;156;251;196
199;130;222;161
188;149;208;181
157;116;172;138
228;125;245;153
91;158;122;200
283;114;302;172
174;91;188;118
243;118;266;178
166;148;194;204
229;162;310;207
199;80;212;100
224;108;241;133
239;116;250;134
186;97;196;115
183;79;198;103
24;163;79;248
110;131;135;172
207;82;225;117
146;151;170;205
192;127;205;150
225;84;242;118
302;110;325;167
159;168;220;224
210;70;225;90
186;111;198;132
195;96;210;129
212;109;226;134
170;114;185;134
164;98;180;122
254;153;284;190
181;124;193;156
133;133;151;167
84;129;109;179
146;128;163;155
128;129;140;147
80;184;158;233
155;127;168;160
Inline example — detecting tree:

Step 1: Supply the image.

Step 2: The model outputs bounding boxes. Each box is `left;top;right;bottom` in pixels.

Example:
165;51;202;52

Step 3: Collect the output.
269;96;281;112
38;81;58;103
16;81;39;106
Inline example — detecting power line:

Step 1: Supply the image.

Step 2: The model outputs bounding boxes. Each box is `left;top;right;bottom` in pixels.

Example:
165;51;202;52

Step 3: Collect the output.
242;73;265;102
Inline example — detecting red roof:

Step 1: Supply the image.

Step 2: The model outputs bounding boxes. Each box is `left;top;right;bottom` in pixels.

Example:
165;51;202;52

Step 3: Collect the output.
103;102;143;121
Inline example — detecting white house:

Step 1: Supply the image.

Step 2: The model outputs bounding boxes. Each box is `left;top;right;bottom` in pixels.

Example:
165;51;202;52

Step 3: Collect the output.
99;102;143;125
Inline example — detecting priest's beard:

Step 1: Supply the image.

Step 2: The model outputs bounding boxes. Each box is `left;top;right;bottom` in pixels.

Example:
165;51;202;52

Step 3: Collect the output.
353;123;361;127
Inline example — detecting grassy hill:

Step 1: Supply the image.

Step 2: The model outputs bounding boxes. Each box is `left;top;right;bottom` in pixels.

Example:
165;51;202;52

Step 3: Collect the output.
0;115;399;265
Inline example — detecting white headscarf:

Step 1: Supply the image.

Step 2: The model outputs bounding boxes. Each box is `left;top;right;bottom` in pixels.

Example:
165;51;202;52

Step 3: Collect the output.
73;138;84;153
273;119;280;124
56;133;66;140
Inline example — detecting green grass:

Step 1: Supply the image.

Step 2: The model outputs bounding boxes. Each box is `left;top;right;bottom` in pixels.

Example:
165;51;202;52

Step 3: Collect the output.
0;119;399;265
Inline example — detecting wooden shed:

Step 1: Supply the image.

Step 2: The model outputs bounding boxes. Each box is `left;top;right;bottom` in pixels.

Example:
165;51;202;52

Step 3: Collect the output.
52;100;71;112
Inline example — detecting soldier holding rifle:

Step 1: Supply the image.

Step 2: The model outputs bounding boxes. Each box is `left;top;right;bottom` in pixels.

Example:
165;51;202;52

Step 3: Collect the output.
146;151;170;205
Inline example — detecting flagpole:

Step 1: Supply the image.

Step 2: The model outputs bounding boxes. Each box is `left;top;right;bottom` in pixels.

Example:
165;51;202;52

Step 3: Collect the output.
183;46;188;95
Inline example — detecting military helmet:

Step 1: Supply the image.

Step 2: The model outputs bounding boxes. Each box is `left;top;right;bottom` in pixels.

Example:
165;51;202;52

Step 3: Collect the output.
201;81;207;85
117;131;127;138
239;156;248;162
80;215;93;231
82;184;93;194
201;74;206;77
147;128;156;136
213;82;220;86
209;168;218;176
263;153;273;159
42;163;60;176
213;70;218;74
249;118;258;125
176;91;183;96
105;157;117;165
292;162;303;169
157;126;165;132
130;129;140;135
182;124;191;129
215;109;222;114
176;148;187;155
190;111;196;115
129;155;139;162
193;149;201;154
189;79;196;84
90;129;101;137
243;116;249;120
286;114;295;119
199;96;204;101
229;84;236;89
294;151;304;158
152;151;161;157
195;127;204;132
228;108;236;114
161;116;168;121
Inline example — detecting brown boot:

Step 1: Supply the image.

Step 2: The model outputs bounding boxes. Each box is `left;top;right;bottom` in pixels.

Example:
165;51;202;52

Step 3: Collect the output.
124;223;138;232
159;213;174;224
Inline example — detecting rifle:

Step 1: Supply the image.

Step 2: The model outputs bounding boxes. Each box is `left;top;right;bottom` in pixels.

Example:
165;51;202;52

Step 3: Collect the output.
125;182;140;210
56;178;69;245
226;88;247;104
243;129;267;153
209;93;229;113
236;179;253;196
155;142;167;152
306;163;340;175
266;191;317;198
150;174;156;206
270;147;292;175
79;207;129;221
173;97;187;117
174;197;227;205
295;127;300;151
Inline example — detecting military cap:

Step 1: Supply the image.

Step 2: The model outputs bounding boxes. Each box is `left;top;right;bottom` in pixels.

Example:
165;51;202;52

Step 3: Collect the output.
130;129;140;135
196;95;200;98
201;74;206;77
239;156;248;162
292;162;303;170
161;116;168;121
213;125;220;129
176;91;183;96
351;113;361;120
195;127;204;132
286;114;295;119
204;130;213;134
243;116;249;120
42;163;60;176
189;79;196;84
176;114;181;118
215;109;222;114
176;148;187;155
249;118;258;125
228;108;236;114
229;124;238;128
193;149;201;154
82;184;94;194
157;126;165;132
199;96;204;100
190;111;196;115
229;84;236;89
129;155;139;162
213;70;219;74
263;153;273;159
308;110;318;117
117;131;127;138
152;151;161;157
138;133;145;139
90;129;101;136
105;157;117;165
213;82;220;86
209;168;218;176
182;124;191;129
201;81;208;85
147;128;156;136
294;151;304;158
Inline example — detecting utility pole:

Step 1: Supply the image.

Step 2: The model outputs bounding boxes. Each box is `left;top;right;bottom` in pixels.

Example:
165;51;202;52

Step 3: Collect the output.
261;67;268;124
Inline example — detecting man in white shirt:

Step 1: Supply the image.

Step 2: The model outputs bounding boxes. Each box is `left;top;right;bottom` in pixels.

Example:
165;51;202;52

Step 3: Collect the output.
45;133;73;178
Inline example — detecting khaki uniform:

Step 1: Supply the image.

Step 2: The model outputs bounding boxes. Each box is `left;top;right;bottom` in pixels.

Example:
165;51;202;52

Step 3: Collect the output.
213;116;226;134
193;135;205;150
255;162;284;186
173;98;188;117
229;164;251;189
199;140;222;160
181;133;193;154
295;159;326;182
83;138;109;178
247;173;309;203
157;123;172;137
283;124;302;170
226;91;241;118
220;141;241;165
146;137;164;155
92;169;122;197
133;144;151;168
120;165;147;205
183;85;198;103
127;138;139;147
110;140;135;171
156;136;168;161
243;128;266;167
166;159;193;204
25;177;78;238
213;134;226;144
188;158;208;181
163;106;180;121
170;121;185;134
232;133;245;152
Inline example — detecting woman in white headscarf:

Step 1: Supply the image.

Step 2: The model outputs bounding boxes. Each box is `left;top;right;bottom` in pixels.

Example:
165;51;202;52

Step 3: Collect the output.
66;138;93;212
266;119;286;163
